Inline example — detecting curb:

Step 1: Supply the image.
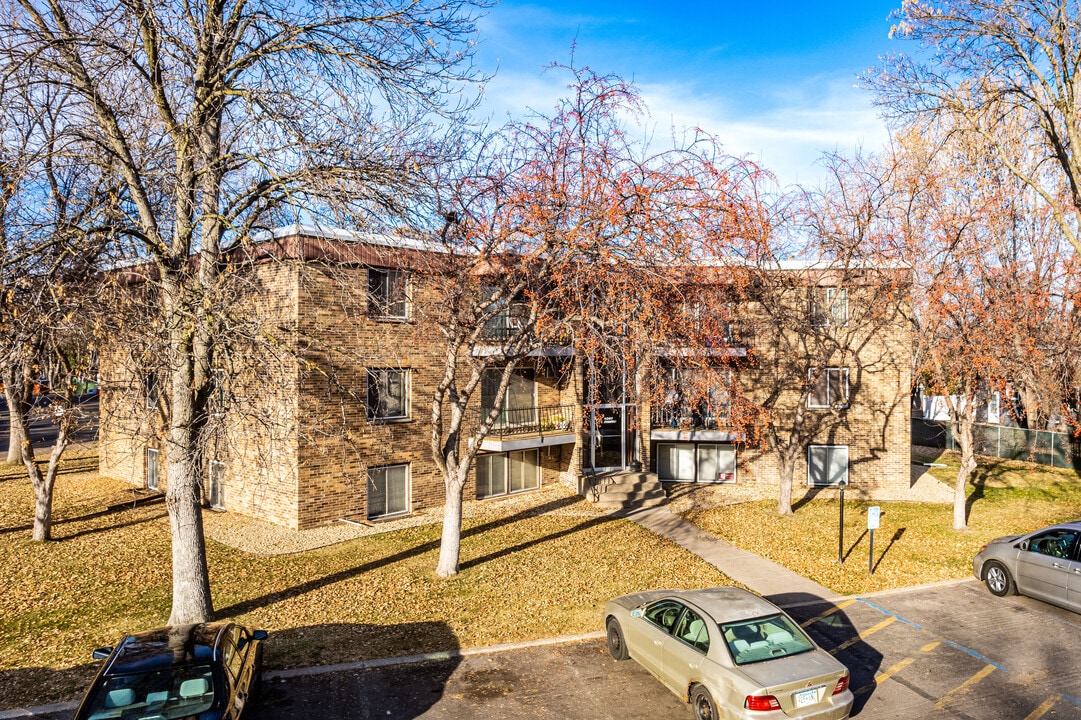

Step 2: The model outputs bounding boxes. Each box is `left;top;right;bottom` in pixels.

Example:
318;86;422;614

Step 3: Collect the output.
0;701;77;719
266;631;606;680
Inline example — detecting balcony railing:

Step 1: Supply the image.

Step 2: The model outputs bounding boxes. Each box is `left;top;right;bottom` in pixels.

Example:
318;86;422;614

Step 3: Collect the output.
481;304;530;340
468;404;577;440
705;321;754;349
651;405;730;431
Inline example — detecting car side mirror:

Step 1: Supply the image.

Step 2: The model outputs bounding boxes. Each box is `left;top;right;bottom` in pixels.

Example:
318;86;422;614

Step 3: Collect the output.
92;647;113;660
1018;540;1029;551
252;630;268;641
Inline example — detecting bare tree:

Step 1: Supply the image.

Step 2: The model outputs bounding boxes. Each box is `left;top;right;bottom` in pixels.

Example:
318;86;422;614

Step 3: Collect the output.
870;0;1081;257
0;68;114;540
421;66;768;576
1;0;487;623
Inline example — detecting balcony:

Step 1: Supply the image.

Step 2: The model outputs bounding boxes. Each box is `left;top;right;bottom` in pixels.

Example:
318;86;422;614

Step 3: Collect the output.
470;404;578;452
650;406;741;442
481;304;530;341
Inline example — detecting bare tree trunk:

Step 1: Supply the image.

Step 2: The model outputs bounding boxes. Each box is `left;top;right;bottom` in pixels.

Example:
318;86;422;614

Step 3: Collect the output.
776;449;796;515
164;290;214;624
952;412;976;531
5;367;31;465
436;472;466;577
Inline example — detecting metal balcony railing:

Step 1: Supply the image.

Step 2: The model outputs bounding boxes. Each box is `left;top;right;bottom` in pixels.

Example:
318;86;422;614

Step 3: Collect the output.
651;406;731;431
468;404;577;439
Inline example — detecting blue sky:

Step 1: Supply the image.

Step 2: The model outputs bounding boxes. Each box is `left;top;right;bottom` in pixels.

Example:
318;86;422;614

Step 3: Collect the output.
472;1;905;188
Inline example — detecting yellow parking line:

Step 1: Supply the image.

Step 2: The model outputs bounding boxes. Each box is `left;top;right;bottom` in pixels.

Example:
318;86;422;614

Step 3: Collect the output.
1023;696;1060;720
920;641;940;652
829;616;896;655
800;599;856;628
853;657;917;695
934;664;996;709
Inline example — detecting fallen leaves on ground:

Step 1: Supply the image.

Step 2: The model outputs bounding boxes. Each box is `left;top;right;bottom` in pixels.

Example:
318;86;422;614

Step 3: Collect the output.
0;469;728;710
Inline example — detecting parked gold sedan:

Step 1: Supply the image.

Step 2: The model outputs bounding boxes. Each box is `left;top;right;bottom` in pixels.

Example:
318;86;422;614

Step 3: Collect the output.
604;587;852;720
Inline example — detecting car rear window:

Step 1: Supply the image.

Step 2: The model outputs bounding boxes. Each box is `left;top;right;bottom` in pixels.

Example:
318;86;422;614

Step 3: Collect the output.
79;663;215;719
720;613;815;665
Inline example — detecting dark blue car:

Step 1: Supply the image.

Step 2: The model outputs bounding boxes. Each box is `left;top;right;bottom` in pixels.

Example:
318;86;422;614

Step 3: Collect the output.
74;622;268;720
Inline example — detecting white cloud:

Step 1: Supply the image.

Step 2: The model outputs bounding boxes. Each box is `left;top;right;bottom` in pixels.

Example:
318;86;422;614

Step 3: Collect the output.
476;69;892;190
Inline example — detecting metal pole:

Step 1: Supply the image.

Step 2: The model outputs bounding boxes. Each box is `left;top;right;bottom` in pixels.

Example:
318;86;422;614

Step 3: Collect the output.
838;485;845;564
869;529;875;574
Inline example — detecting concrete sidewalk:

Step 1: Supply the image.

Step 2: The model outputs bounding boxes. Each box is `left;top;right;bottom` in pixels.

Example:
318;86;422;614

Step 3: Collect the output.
621;505;843;608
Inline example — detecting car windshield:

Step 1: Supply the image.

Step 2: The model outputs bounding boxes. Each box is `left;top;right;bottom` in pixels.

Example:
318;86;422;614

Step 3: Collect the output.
720;613;814;666
79;663;215;719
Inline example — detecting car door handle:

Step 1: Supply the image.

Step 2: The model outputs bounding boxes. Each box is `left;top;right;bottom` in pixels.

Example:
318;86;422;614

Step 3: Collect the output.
1053;562;1066;569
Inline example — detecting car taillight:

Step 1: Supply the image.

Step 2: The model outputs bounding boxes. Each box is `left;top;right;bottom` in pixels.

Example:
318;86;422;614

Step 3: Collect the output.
745;695;781;711
833;674;850;695
978;544;987;553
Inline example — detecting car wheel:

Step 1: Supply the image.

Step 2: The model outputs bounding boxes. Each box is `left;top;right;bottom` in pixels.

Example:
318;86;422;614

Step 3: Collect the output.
690;684;718;720
984;561;1015;597
606;618;629;661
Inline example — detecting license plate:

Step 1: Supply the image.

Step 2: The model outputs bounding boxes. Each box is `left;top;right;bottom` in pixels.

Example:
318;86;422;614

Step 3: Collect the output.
794;687;820;707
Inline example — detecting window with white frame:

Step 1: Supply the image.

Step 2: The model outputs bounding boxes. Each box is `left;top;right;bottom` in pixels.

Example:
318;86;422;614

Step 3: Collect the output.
146;447;159;491
809;287;848;327
476;449;540;499
367;368;408;420
807;445;848;486
368;267;409;319
808;367;849;408
657;443;736;483
368;464;409;518
207;460;225;509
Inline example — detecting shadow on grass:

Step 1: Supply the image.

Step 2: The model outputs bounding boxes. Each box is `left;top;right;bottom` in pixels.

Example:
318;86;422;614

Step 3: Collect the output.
771;594;883;717
0;661;96;714
55;510;169;542
871;528;906;574
216;493;608;619
843;529;867;564
257;622;461;720
965;473;987;525
0;494;165;536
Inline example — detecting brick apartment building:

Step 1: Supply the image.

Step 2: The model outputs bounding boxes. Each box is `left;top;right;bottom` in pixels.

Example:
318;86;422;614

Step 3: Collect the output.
98;225;913;529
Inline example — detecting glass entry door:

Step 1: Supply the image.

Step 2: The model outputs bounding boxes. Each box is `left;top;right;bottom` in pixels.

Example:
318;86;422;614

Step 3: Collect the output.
587;406;635;470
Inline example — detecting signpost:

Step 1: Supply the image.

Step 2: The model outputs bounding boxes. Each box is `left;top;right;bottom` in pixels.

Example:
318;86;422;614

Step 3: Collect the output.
836;478;848;564
867;506;881;574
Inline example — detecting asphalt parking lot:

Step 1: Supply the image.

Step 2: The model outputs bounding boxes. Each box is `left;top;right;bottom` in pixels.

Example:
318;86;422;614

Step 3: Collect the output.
15;580;1081;719
244;579;1081;720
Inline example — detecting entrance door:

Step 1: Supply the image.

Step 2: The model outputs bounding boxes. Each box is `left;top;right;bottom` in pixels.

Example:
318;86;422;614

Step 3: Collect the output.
587;406;635;470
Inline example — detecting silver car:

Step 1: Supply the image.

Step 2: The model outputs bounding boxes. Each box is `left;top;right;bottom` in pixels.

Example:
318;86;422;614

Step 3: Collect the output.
973;520;1081;612
604;587;853;720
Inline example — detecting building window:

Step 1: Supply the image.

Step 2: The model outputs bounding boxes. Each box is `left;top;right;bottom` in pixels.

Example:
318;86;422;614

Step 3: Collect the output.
476;449;540;499
207;460;225;509
808;445;848;486
146;447;159;491
481;368;536;426
808;367;849;408
368;267;409;319
367;368;408;421
144;371;159;410
809;287;848;327
368;464;409;518
210;368;226;418
657;443;736;483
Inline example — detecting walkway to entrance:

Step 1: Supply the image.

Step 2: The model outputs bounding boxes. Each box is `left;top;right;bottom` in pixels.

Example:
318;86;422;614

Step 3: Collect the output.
618;504;841;607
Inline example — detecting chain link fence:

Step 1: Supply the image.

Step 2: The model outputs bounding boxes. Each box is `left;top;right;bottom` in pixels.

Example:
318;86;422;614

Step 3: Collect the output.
913;418;1081;469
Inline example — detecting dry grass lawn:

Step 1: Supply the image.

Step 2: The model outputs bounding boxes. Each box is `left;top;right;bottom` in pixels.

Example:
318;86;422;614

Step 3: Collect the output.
0;460;728;711
680;448;1081;596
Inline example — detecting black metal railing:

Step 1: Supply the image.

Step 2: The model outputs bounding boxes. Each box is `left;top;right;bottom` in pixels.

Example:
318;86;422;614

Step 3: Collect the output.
651;405;731;431
468;404;577;439
481;304;531;340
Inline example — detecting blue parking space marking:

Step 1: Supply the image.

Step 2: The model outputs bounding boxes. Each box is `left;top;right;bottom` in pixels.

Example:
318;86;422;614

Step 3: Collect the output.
856;598;1009;673
1064;694;1081;708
